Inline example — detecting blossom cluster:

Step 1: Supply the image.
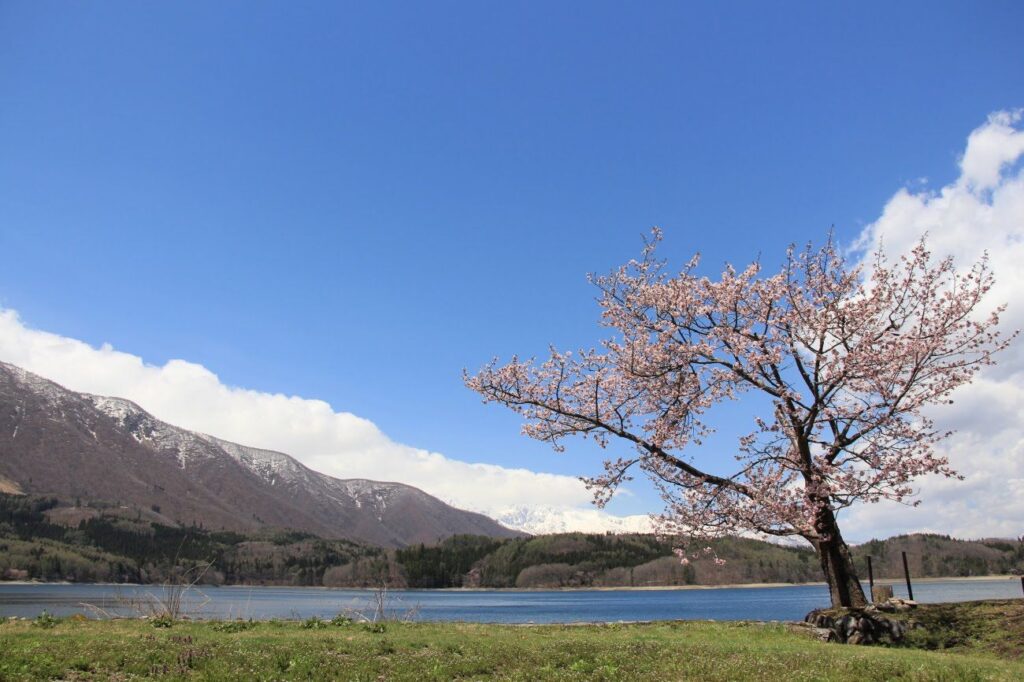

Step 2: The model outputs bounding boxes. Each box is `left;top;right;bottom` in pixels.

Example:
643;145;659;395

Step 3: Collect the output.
465;231;1013;553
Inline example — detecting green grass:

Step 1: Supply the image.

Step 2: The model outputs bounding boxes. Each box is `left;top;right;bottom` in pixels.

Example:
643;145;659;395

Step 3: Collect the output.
897;600;1024;660
2;613;1023;681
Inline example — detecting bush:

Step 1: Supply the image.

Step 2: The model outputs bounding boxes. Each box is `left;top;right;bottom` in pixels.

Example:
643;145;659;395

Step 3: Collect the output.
300;616;328;630
32;611;59;629
150;614;174;629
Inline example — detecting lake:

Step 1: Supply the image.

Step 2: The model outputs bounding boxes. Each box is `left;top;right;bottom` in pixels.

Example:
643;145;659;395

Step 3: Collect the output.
1;579;1020;623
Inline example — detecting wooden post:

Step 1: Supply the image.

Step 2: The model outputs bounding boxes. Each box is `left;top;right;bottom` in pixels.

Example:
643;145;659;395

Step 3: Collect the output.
1020;575;1023;597
867;556;874;600
872;584;894;602
901;551;914;601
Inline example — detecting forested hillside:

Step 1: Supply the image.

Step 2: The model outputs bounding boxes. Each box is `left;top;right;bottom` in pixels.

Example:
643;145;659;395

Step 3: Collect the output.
3;494;1021;588
398;533;825;587
853;534;1024;580
0;495;388;586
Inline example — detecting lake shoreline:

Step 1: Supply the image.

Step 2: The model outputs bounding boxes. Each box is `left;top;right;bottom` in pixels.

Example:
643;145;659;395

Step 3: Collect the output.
1;574;1017;591
3;578;1020;624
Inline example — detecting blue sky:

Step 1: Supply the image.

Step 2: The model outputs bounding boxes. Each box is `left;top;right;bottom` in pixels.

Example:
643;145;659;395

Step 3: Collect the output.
2;2;1023;531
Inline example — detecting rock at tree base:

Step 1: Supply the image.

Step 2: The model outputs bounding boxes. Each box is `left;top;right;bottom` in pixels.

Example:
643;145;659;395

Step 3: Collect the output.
876;597;917;613
787;623;837;642
804;607;914;645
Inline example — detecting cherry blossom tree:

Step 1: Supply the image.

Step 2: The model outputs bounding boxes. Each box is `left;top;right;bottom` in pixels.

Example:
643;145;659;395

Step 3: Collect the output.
466;230;1013;608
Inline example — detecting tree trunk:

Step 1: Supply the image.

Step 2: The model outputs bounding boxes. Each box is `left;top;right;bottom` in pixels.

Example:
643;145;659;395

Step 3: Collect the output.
810;507;868;608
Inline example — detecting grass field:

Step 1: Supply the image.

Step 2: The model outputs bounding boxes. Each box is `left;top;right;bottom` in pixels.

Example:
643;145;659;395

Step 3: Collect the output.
1;602;1022;681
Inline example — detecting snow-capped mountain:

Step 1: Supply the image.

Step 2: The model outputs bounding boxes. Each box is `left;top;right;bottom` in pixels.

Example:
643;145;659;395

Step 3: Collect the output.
492;504;655;535
0;362;520;547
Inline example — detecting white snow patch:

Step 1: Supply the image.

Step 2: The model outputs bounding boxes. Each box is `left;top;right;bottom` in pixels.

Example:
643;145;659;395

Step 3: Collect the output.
491;505;656;535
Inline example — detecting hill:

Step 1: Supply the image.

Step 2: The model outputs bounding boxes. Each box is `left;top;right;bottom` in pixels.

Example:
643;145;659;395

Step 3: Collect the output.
0;362;518;547
854;533;1024;580
3;494;1021;587
398;532;1024;589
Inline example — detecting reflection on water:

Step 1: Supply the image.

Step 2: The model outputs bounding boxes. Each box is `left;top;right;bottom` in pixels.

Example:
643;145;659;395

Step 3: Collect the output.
0;579;1020;623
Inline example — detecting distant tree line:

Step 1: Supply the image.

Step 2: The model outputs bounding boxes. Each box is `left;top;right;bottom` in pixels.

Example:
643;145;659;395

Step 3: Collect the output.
2;494;1021;588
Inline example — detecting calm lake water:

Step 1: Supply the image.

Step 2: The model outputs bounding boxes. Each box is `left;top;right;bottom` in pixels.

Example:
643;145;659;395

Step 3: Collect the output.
0;579;1020;623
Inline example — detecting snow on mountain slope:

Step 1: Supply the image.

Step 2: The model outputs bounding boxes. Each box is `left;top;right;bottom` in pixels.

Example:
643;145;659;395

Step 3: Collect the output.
90;395;219;467
203;435;316;486
493;505;655;535
203;435;414;523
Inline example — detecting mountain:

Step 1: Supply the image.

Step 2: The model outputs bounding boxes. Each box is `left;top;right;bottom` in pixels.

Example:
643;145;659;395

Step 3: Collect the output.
0;362;520;547
492;505;655;535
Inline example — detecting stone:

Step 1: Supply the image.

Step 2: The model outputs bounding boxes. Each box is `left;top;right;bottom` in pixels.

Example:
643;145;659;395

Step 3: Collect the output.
887;619;907;639
888;598;917;612
789;624;837;642
838;614;857;639
804;610;835;630
802;607;911;646
876;596;917;612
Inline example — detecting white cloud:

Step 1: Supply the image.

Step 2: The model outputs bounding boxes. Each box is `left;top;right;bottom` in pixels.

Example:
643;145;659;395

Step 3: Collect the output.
845;110;1024;541
960;110;1024;192
0;309;618;527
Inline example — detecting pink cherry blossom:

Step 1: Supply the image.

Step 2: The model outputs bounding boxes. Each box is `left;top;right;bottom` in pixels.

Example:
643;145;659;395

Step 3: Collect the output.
465;230;1015;607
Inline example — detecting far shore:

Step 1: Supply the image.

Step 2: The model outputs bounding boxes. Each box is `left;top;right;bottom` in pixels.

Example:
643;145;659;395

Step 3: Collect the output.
437;575;1020;592
0;574;1018;591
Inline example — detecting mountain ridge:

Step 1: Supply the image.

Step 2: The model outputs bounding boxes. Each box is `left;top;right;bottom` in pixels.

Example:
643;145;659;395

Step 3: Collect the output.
0;361;520;547
491;504;655;535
